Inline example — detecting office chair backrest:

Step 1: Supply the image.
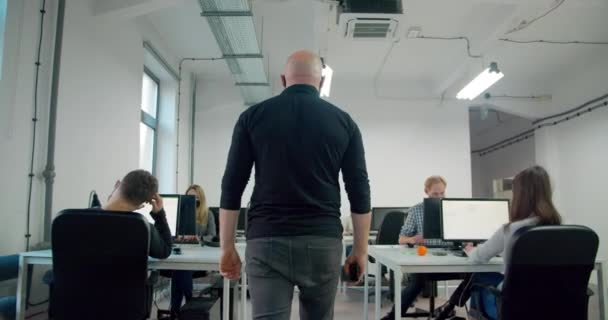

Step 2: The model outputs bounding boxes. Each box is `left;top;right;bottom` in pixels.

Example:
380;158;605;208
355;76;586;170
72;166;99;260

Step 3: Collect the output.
51;209;150;320
500;225;598;320
376;211;406;245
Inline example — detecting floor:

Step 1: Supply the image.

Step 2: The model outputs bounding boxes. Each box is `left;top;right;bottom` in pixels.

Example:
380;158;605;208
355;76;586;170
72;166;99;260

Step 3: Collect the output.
22;281;601;319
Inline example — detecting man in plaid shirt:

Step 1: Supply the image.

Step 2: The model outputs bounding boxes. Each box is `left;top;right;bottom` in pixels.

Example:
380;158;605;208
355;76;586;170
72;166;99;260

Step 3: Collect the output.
382;176;464;320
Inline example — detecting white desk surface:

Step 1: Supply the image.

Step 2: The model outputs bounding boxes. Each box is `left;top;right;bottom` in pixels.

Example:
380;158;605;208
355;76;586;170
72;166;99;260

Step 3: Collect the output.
368;245;504;273
19;244;247;271
17;244;248;320
342;234;377;244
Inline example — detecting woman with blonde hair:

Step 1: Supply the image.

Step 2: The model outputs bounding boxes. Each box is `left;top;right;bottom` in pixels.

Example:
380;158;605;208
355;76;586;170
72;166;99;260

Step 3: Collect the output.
170;184;216;317
185;184;216;241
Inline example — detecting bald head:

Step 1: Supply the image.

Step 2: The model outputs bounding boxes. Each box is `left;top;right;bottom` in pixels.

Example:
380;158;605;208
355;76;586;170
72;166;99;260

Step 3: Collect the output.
282;50;324;89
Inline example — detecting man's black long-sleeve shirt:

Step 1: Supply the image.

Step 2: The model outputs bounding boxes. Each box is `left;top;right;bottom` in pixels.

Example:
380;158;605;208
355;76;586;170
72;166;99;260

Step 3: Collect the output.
220;84;371;239
148;209;173;258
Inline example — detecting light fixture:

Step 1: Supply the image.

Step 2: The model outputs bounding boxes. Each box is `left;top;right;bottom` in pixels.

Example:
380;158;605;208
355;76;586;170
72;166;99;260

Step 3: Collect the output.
456;62;504;100
320;64;333;98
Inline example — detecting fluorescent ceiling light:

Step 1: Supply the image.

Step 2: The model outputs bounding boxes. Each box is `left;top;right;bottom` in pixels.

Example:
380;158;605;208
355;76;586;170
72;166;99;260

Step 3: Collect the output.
320;65;333;97
456;62;504;100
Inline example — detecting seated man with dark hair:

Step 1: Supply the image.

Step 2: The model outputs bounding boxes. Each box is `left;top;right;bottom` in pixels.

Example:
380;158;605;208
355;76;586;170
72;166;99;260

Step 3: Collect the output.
104;169;173;259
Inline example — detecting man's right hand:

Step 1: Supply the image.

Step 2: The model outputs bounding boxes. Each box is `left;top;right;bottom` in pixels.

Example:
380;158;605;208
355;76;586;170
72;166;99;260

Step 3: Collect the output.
150;193;164;213
344;252;366;284
399;234;424;245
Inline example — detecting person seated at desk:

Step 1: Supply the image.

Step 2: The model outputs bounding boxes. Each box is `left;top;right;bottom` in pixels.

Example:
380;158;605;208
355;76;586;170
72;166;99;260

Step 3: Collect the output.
435;165;562;320
382;175;463;320
170;184;217;316
105;170;173;259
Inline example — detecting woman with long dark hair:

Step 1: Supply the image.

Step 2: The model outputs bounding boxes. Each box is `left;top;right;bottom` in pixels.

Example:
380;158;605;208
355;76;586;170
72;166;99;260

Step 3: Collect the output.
436;165;562;320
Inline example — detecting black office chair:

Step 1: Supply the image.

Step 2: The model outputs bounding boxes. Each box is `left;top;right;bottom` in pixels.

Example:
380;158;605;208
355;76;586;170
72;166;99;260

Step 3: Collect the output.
365;211;406;303
51;209;152;320
470;225;599;320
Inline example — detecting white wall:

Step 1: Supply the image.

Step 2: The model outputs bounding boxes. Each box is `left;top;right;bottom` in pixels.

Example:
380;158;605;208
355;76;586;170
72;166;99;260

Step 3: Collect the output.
193;78;473;214
470;113;536;198
535;51;608;260
0;0;55;254
0;0;191;254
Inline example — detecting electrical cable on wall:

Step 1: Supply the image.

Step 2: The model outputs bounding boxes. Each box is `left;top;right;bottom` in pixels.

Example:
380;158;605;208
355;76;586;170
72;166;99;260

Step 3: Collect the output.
472;94;608;156
415;36;483;59
175;57;223;192
504;0;566;35
500;38;608;45
25;0;47;252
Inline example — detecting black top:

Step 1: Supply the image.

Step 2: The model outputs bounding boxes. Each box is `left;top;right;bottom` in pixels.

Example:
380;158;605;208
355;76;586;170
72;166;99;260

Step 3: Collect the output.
221;84;371;239
148;209;173;258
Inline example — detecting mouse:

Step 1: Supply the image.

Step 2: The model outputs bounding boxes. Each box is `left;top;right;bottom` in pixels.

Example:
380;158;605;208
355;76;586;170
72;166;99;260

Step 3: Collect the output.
172;247;182;255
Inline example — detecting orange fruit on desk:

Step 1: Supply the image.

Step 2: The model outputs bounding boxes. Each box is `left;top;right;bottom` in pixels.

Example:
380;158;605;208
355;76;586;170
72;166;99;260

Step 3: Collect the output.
417;245;427;256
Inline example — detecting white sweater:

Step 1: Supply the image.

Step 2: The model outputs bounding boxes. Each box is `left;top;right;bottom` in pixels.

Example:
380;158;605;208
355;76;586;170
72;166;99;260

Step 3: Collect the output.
468;216;540;266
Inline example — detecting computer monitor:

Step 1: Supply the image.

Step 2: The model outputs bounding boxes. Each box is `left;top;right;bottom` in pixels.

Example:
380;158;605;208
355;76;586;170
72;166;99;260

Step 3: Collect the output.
422;198;442;239
371;207;409;232
207;207;247;235
208;207;220;235
177;195;197;236
134;194;179;237
440;198;510;242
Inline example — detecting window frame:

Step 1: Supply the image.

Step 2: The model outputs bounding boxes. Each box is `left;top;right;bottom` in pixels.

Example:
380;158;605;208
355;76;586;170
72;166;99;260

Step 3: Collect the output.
140;67;160;174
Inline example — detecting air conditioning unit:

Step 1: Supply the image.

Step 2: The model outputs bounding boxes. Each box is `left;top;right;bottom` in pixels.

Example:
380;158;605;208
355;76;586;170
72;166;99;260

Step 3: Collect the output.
338;0;404;40
342;17;400;40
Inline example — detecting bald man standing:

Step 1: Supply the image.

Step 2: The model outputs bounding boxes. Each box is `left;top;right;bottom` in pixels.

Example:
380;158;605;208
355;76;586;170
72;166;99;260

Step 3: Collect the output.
219;50;371;320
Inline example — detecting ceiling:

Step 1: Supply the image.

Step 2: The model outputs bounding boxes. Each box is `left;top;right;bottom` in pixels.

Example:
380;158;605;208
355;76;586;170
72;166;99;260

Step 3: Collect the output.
139;0;608;111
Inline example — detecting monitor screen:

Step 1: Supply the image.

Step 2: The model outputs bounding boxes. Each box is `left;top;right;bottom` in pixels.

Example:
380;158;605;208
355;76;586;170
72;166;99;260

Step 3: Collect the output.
422;198;442;239
441;198;510;241
209;207;220;235
178;195;197;236
134;194;179;237
371;207;409;231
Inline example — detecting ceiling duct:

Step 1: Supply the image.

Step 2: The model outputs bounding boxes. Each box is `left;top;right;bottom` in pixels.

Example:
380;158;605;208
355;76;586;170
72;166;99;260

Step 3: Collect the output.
338;0;404;40
198;0;271;105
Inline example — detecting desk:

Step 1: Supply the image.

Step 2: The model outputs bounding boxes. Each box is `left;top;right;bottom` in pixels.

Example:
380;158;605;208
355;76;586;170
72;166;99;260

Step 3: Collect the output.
16;245;248;320
364;245;607;320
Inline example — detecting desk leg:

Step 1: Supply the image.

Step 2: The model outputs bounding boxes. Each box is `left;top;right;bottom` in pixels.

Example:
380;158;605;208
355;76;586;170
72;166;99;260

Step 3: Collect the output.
597;262;606;320
223;278;230;320
394;270;402;320
241;270;248;320
363;259;368;320
375;262;381;320
16;255;27;320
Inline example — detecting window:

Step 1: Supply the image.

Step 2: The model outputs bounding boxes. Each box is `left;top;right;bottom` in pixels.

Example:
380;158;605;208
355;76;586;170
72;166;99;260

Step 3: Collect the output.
139;69;159;173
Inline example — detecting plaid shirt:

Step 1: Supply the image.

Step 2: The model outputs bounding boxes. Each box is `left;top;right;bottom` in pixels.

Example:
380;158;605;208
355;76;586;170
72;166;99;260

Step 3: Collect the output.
400;202;451;247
